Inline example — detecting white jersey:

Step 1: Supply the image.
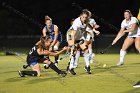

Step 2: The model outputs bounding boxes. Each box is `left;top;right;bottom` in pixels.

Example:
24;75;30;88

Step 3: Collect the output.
121;17;140;37
86;18;96;40
69;17;87;40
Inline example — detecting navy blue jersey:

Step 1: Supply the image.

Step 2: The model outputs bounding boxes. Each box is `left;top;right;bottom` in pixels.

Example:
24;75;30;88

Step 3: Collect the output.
27;45;44;64
46;24;62;43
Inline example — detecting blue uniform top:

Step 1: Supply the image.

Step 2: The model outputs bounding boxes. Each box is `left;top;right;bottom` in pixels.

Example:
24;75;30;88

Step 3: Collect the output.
46;24;62;43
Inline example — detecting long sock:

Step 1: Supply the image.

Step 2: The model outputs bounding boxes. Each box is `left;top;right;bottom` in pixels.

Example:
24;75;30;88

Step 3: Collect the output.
69;56;75;70
49;62;61;74
88;48;92;55
55;56;59;63
120;49;126;63
22;71;38;76
84;53;90;67
74;51;80;66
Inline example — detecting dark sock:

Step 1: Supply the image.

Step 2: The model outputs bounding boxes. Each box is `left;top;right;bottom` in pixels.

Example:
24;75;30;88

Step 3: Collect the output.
55;56;59;63
22;71;38;76
49;62;61;74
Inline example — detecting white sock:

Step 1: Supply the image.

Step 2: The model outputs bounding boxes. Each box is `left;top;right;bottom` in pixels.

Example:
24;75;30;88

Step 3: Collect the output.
88;48;92;54
74;51;80;67
69;56;75;70
84;53;90;67
120;49;126;63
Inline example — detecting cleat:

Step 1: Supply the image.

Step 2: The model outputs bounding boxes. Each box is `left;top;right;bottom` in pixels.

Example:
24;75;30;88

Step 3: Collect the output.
133;81;140;88
117;61;124;66
18;71;25;77
59;71;67;77
69;68;76;75
84;66;91;74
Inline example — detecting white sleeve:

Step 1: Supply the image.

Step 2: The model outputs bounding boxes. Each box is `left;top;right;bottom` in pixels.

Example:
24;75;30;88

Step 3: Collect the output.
121;20;126;28
131;17;138;24
71;20;80;31
90;19;96;26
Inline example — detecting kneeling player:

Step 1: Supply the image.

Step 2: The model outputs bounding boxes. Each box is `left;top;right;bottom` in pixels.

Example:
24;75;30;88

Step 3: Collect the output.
18;36;68;77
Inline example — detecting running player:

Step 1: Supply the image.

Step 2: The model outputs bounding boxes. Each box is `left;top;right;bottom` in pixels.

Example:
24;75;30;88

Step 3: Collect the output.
42;16;62;67
18;36;68;77
133;9;140;88
86;10;100;63
67;9;100;75
112;10;140;66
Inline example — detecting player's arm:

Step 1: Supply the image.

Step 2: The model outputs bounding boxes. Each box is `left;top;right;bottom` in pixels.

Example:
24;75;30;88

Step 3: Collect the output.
112;27;125;45
42;27;47;37
37;47;68;56
71;21;79;44
124;23;137;32
51;25;59;46
87;23;100;35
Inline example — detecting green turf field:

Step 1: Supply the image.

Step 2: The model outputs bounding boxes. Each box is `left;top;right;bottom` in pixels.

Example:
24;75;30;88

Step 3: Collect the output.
0;54;140;93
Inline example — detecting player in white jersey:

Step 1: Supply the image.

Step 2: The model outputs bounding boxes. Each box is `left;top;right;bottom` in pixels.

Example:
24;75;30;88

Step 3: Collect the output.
67;9;100;75
86;10;100;63
112;10;140;66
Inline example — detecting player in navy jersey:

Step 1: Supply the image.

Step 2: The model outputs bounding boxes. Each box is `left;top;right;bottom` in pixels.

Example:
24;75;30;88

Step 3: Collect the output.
18;36;68;77
42;16;62;67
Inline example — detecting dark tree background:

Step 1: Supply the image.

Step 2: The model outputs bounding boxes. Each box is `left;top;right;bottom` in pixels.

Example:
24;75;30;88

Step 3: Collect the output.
0;0;139;36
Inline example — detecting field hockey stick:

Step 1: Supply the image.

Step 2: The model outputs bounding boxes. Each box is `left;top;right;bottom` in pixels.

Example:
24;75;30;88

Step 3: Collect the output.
56;39;84;62
100;43;113;54
6;50;29;69
57;52;71;62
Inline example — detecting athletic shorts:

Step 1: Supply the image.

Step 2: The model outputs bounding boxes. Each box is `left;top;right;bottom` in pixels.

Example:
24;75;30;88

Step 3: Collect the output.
28;61;38;66
51;34;62;43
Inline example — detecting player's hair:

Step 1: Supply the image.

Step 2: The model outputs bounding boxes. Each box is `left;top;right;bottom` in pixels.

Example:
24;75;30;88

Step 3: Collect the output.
80;9;90;17
45;15;52;21
88;10;92;18
37;36;51;49
124;10;133;17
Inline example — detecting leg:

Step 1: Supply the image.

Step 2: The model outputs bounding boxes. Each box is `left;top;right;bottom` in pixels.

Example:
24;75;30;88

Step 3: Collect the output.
80;42;91;74
88;41;95;63
54;41;60;67
135;37;140;53
74;49;80;68
43;59;67;77
117;37;134;66
18;63;40;77
68;48;76;75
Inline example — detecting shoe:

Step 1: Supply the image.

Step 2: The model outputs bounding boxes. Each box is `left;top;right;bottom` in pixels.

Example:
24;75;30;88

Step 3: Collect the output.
44;64;50;69
84;66;91;74
59;71;67;77
117;61;124;66
133;81;140;88
18;71;25;77
69;68;76;75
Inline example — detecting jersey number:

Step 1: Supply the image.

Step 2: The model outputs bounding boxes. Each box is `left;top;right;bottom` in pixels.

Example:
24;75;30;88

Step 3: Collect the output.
29;46;36;55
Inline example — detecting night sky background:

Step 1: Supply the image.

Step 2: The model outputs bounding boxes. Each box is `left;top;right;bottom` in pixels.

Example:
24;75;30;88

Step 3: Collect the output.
0;0;139;36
